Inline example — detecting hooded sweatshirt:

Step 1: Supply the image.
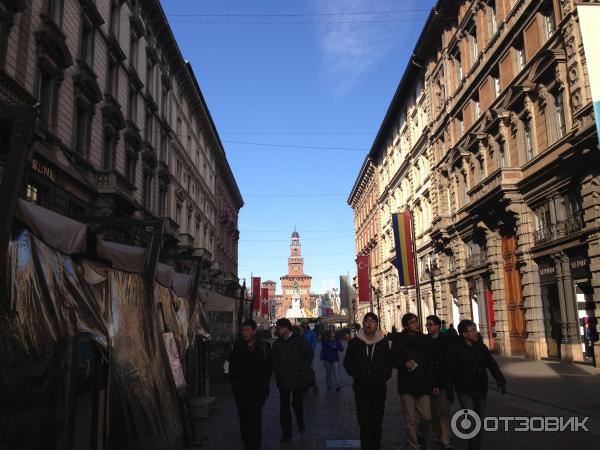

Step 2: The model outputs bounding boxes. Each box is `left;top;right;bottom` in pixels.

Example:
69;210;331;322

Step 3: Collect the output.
343;329;392;394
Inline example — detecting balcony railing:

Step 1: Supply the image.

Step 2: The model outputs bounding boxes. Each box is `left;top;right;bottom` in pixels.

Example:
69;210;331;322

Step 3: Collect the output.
465;251;488;269
534;212;584;245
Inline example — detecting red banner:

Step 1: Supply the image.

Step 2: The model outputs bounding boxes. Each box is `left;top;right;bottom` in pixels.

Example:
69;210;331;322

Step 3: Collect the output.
252;277;261;311
261;287;269;315
356;255;370;303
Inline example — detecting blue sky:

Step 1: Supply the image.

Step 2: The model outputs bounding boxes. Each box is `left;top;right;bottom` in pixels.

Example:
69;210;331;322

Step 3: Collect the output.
162;0;436;293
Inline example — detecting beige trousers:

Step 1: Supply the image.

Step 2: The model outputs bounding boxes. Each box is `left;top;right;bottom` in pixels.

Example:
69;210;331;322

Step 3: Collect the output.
431;389;452;447
400;394;431;449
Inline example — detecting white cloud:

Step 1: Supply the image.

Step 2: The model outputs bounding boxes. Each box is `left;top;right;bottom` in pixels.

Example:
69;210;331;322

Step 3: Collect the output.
314;0;420;93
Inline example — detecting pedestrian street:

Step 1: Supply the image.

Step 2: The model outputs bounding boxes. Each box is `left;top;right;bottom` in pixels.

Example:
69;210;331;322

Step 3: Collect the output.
194;342;600;450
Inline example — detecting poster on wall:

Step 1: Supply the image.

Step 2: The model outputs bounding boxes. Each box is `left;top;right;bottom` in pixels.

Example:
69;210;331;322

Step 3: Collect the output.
578;4;600;140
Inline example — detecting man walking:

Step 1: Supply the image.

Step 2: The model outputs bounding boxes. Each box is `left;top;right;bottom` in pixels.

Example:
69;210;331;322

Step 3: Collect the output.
344;313;391;450
229;319;273;450
392;313;433;450
272;318;313;441
426;315;453;449
447;319;506;450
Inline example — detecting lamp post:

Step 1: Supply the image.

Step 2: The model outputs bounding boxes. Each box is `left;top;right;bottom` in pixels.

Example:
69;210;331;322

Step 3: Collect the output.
425;259;442;317
374;288;382;320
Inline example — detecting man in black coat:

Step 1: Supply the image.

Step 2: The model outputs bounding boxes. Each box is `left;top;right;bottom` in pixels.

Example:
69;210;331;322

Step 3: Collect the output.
229;319;273;450
272;318;313;441
426;315;453;449
392;313;434;450
447;319;506;450
344;312;391;450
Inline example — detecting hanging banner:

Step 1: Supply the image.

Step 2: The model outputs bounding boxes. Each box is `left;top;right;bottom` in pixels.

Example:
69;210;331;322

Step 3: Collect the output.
578;4;600;139
356;255;370;303
339;275;350;309
261;287;269;315
392;212;416;286
252;277;261;311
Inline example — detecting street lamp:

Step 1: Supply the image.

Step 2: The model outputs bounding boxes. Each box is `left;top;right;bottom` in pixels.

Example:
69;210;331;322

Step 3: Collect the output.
374;288;382;320
424;258;442;317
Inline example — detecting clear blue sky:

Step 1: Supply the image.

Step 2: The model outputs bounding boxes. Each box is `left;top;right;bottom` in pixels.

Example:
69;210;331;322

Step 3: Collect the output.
162;0;436;294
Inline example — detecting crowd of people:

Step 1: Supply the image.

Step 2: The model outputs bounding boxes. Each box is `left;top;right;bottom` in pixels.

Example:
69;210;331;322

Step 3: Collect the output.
227;313;505;450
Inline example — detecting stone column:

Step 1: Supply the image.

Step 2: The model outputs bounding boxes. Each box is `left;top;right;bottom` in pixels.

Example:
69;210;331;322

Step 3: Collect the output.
557;252;582;362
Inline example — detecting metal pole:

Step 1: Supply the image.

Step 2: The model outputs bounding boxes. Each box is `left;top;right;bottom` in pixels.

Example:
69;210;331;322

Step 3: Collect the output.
409;210;423;332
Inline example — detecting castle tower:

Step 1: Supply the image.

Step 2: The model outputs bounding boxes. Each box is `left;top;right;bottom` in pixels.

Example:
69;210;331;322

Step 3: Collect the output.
279;230;313;318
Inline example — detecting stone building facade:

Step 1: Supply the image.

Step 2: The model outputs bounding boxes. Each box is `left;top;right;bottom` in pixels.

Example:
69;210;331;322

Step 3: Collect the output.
349;0;600;366
0;0;241;276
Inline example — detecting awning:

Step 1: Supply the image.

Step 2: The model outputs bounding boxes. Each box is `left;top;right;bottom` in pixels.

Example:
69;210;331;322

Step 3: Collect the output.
199;288;238;313
320;314;350;324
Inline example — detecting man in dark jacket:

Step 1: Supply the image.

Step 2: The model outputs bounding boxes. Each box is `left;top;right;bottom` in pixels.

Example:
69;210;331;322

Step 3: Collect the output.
272;318;313;441
448;320;506;450
229;319;273;450
426;315;453;449
344;312;391;450
392;313;434;450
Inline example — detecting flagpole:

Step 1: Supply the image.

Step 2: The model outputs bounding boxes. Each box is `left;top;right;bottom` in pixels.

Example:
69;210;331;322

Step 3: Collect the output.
409;210;423;332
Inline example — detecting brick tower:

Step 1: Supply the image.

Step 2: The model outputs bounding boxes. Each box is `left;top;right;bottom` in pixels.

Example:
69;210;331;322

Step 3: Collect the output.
279;229;312;317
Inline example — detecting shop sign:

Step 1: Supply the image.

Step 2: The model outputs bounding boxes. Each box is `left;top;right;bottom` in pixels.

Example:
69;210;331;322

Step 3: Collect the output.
31;158;56;182
570;255;590;279
538;263;556;284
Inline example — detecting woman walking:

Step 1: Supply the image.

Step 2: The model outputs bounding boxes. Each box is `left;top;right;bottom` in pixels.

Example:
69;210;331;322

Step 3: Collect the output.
321;329;344;391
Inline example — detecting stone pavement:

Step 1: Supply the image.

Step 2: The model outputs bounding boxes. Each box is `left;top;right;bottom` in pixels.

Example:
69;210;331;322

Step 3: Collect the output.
194;342;600;450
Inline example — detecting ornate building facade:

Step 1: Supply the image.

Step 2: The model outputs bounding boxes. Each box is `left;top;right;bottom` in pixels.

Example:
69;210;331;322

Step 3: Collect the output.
0;0;242;279
349;0;600;367
280;230;313;316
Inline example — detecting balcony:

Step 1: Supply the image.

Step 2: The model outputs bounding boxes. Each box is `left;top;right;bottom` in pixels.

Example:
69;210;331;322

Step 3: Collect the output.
95;170;135;199
465;251;488;269
534;212;584;245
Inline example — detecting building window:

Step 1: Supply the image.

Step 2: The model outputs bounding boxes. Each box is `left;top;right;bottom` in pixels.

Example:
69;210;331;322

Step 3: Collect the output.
176;159;181;182
159;186;167;216
492;67;501;98
26;184;40;205
74;106;90;157
37;68;56;129
176;116;181;137
107;59;118;97
103;131;116;170
489;0;498;35
516;40;525;70
125;151;136;184
534;202;552;231
161;85;168;118
478;158;485;182
146;64;154;97
129;33;138;70
175;203;182;224
144;109;153;142
467;21;478;62
160;132;168;161
499;140;506;168
462;172;469;205
108;1;119;38
554;92;566;139
474;95;481;119
142;172;152;208
128;86;137;121
46;0;63;24
452;48;463;85
543;4;556;37
80;21;94;66
524;117;534;160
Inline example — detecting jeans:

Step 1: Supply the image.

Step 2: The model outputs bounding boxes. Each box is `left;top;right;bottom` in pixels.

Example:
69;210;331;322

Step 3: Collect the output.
354;388;386;450
431;389;452;447
279;388;304;437
233;388;266;450
323;361;341;388
457;391;487;450
400;394;431;449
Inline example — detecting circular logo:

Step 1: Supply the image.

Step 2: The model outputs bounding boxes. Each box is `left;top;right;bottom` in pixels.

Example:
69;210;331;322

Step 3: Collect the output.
451;409;481;440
